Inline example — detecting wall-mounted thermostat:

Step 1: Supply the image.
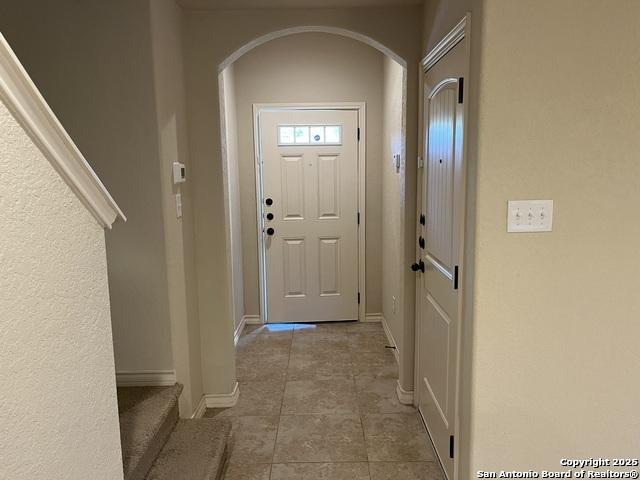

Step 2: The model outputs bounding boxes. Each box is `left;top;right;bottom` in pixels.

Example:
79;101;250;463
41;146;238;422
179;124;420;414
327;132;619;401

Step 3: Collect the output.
173;162;186;184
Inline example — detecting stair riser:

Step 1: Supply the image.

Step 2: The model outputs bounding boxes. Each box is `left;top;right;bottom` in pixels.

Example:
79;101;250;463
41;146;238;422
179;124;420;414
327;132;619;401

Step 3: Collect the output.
146;418;232;480
129;404;178;480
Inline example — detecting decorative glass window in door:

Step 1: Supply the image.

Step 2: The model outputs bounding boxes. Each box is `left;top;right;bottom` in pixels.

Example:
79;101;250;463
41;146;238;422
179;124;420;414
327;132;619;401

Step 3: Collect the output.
278;125;342;146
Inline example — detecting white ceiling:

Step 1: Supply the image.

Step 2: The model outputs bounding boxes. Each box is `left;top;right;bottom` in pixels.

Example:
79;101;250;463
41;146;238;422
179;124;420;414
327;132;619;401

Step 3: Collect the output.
176;0;422;9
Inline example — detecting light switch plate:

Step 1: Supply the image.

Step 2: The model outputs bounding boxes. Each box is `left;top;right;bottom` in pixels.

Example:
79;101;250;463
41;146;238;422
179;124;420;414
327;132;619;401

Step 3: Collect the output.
393;153;401;173
507;200;553;232
175;193;183;218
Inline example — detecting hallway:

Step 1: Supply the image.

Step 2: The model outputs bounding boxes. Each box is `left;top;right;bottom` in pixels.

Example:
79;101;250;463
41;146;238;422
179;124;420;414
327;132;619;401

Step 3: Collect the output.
206;322;443;480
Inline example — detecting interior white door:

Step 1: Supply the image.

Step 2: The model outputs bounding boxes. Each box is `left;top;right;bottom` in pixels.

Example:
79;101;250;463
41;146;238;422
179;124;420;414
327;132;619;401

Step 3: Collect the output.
417;38;467;479
259;109;359;323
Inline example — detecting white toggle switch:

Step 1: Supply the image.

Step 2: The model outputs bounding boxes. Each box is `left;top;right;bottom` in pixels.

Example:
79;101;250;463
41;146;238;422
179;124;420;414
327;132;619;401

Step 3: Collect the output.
507;200;553;232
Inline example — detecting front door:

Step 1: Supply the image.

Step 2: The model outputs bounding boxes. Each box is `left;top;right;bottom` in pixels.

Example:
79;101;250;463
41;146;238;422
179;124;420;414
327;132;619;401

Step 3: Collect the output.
416;37;467;479
258;108;359;323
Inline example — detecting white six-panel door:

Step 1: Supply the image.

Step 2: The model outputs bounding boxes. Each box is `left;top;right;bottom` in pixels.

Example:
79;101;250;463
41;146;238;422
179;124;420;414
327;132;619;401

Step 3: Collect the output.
258;109;359;323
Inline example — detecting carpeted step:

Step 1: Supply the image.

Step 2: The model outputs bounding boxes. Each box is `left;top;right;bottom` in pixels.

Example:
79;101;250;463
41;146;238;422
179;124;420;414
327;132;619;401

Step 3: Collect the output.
117;384;183;480
146;418;232;480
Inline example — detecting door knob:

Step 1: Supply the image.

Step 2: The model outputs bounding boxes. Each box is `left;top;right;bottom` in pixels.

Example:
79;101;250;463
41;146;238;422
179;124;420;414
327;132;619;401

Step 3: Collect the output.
265;198;273;206
266;213;274;221
410;260;424;273
266;227;275;236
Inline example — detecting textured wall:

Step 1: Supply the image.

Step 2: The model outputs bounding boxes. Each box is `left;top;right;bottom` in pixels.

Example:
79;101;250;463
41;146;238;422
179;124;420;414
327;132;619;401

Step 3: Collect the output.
422;0;473;54
466;0;640;472
0;101;123;479
149;0;203;417
231;32;384;316
0;0;175;373
220;64;245;332
381;55;405;353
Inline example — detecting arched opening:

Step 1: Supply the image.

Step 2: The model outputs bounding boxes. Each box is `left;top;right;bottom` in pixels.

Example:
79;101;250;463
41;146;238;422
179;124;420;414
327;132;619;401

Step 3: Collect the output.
216;26;410;385
218;26;407;72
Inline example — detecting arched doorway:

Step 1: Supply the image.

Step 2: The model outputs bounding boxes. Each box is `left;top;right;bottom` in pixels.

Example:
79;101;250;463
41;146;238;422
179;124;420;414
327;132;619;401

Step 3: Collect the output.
218;28;407;334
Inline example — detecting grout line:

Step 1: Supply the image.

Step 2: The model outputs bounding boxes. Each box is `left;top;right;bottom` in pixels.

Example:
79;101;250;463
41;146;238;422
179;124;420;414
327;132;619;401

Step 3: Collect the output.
269;330;292;465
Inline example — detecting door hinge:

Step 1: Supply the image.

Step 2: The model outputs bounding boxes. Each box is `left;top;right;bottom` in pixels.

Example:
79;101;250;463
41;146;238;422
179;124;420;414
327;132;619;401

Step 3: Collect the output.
458;77;464;104
357;127;360;141
449;435;455;458
453;265;459;290
419;213;426;226
358;292;361;304
357;212;360;225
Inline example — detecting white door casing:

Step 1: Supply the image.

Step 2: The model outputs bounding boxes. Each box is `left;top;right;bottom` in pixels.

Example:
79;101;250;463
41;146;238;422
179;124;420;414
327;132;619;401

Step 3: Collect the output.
416;17;469;480
255;107;362;323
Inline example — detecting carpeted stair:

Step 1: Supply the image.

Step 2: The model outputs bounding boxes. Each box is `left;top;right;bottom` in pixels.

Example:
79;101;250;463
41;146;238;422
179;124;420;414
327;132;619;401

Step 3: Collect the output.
146;418;230;480
117;384;230;480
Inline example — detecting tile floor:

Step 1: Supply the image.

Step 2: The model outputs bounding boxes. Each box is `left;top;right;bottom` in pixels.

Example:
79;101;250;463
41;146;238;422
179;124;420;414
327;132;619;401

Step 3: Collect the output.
206;321;444;480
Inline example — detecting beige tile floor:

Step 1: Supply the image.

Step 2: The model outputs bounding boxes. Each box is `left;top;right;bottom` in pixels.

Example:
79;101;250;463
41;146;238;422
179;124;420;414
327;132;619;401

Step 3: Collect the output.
206;322;444;480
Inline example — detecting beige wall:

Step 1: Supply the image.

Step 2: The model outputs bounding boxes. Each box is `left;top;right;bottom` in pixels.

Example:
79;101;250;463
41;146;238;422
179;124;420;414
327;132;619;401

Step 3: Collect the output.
231;32;384;316
381;55;405;355
220;64;245;332
183;5;422;394
149;0;203;416
466;0;640;471
0;0;175;373
422;0;472;53
0;100;123;479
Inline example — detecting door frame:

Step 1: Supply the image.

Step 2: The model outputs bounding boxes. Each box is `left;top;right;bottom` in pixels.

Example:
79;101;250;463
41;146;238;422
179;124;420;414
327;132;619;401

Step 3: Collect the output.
415;14;471;480
252;102;367;324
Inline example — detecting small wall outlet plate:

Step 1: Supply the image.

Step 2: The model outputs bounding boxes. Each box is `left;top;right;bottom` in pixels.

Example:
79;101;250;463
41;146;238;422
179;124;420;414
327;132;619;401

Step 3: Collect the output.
507;200;553;232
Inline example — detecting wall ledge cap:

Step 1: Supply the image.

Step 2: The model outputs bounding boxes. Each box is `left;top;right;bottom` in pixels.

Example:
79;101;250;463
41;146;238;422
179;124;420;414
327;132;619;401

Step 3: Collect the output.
0;33;125;228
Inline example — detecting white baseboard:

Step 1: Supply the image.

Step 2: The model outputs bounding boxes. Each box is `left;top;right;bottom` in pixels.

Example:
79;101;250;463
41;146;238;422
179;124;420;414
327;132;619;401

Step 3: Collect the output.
234;316;246;346
191;395;208;419
363;313;383;323
204;382;240;409
396;380;415;405
116;370;176;387
367;316;413;405
243;315;262;325
380;315;400;364
235;315;262;345
378;318;414;406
